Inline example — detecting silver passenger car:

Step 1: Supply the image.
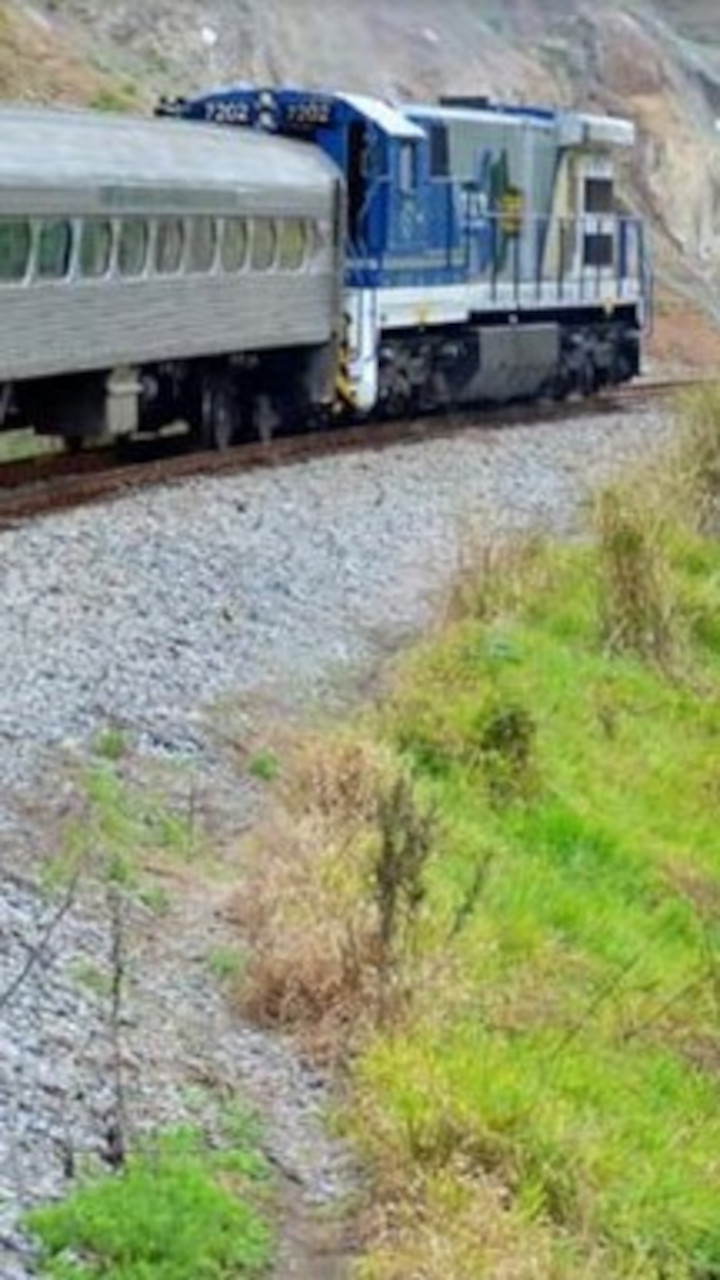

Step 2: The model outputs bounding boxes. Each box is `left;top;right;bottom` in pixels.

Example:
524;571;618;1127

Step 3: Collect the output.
0;107;343;445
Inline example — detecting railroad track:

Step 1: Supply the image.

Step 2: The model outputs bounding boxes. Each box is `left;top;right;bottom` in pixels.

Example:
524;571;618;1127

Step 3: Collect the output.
0;377;708;527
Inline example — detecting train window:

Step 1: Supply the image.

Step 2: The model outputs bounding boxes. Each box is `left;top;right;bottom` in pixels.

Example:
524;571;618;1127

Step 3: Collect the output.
37;220;72;281
155;218;184;275
187;217;217;273
118;220;149;277
309;220;329;260
277;219;306;271
585;178;614;214
79;220;113;278
250;219;277;271
220;219;248;272
429;125;449;178
584;232;614;269
0;220;31;283
399;142;418;194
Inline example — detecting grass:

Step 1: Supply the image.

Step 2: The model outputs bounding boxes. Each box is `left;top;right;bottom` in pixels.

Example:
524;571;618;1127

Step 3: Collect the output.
27;1123;271;1279
47;757;202;895
0;428;60;463
234;405;720;1276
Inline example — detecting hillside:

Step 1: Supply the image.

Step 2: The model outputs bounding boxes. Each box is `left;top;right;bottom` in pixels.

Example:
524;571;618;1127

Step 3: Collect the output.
3;0;720;338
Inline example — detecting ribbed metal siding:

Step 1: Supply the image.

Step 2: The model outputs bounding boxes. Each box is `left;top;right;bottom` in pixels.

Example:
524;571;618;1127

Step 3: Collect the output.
0;107;344;381
0;275;336;380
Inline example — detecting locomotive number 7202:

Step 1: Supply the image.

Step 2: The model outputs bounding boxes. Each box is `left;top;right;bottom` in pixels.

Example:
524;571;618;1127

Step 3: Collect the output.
285;100;333;127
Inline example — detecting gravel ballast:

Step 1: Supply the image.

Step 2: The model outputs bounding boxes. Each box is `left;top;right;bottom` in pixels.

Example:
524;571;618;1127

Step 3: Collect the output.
0;403;675;1275
0;405;672;793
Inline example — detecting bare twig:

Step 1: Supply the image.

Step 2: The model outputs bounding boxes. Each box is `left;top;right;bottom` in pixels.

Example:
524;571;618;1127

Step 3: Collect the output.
0;870;81;1014
104;884;127;1170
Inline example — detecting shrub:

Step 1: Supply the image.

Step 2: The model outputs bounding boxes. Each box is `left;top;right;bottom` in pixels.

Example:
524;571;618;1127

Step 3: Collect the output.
232;736;436;1055
27;1128;270;1280
673;384;720;530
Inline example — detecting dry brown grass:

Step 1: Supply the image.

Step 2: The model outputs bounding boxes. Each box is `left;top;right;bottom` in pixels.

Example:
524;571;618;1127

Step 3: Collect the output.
593;483;680;665
228;735;435;1061
353;1166;607;1280
442;531;551;627
672;384;720;532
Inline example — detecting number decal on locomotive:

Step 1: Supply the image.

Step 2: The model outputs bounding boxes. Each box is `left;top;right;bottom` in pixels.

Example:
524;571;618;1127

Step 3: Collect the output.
284;100;333;128
204;100;252;125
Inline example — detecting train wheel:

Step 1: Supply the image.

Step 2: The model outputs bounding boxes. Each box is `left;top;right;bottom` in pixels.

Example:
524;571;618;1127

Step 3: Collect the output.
199;377;237;451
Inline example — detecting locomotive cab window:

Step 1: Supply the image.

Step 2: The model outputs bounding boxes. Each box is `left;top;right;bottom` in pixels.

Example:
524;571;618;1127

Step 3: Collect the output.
118;219;149;278
399;142;418;194
585;177;614;214
187;217;217;273
155;218;184;275
79;219;113;278
0;220;31;283
37;220;72;281
251;218;277;271
220;218;248;272
429;125;449;179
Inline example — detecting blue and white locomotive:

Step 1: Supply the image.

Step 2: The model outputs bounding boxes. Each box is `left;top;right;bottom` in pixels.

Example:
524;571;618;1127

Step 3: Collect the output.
0;85;648;448
170;86;648;419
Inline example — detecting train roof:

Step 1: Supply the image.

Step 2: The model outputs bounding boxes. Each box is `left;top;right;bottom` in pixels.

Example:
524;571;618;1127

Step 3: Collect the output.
0;105;339;216
406;102;636;148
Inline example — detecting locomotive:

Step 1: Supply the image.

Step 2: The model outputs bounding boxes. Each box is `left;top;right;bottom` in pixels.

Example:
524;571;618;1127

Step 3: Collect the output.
0;87;649;449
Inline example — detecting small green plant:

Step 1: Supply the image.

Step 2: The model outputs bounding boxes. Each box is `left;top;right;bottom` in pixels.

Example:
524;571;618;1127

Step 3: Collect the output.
208;946;246;983
248;750;280;783
47;763;199;896
138;884;171;916
70;961;112;998
93;726;129;763
477;698;537;807
27;1126;271;1280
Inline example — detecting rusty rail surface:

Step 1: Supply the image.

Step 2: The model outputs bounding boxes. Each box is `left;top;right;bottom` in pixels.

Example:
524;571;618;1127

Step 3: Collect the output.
0;378;707;528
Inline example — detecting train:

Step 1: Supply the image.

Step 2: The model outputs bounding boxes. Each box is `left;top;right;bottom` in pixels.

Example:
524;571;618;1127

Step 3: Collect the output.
0;86;649;450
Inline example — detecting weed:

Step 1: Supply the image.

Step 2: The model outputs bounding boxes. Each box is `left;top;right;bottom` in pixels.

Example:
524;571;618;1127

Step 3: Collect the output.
27;1125;271;1280
92;726;128;763
70;960;112;998
137;884;171;916
372;774;435;1017
674;384;720;530
443;532;550;626
234;737;436;1056
248;750;281;783
594;484;678;665
47;763;199;895
208;946;246;983
478;699;537;806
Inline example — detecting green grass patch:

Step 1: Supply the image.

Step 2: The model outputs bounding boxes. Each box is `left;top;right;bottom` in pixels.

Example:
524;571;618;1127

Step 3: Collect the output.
47;759;202;895
328;517;720;1275
27;1124;271;1280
